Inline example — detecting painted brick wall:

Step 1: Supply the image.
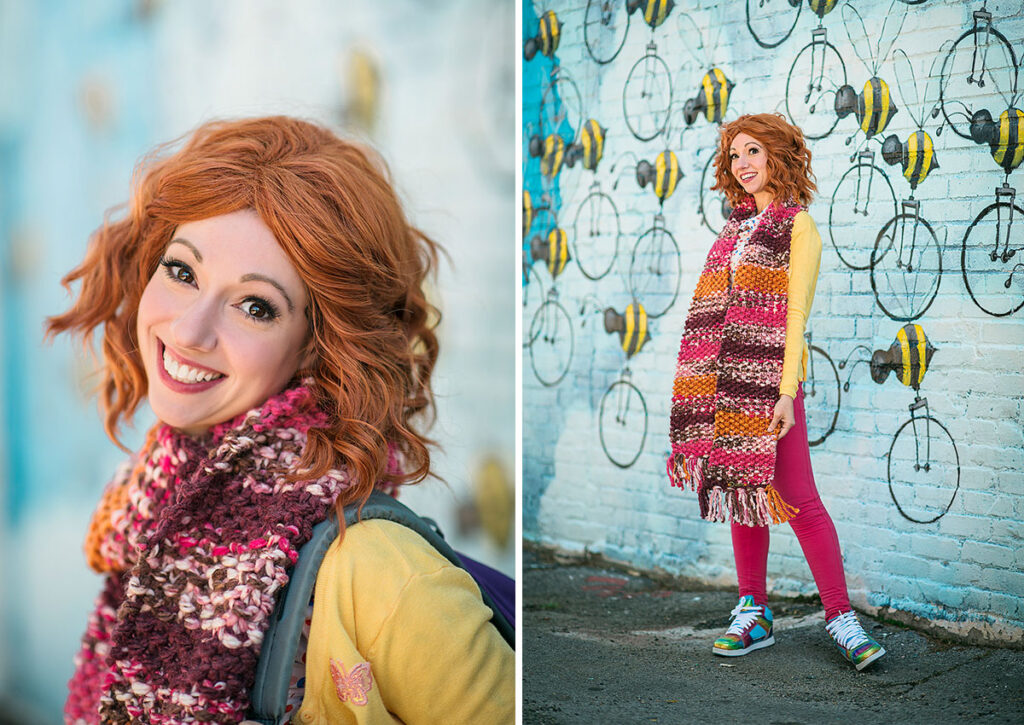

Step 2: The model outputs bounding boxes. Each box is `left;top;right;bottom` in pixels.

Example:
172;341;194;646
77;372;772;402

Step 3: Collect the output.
523;0;1024;644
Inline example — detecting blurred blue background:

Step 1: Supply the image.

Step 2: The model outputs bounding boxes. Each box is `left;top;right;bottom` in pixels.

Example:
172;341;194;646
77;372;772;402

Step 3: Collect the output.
0;0;514;720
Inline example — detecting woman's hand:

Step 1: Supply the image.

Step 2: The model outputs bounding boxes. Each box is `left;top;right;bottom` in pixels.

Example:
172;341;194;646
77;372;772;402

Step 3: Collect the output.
767;394;796;440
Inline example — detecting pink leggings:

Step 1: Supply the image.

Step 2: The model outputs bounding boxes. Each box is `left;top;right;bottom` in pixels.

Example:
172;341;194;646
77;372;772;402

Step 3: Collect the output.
730;383;851;620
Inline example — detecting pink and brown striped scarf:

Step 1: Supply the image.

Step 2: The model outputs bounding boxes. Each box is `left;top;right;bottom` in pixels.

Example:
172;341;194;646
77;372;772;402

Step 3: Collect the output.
65;383;393;724
667;196;802;527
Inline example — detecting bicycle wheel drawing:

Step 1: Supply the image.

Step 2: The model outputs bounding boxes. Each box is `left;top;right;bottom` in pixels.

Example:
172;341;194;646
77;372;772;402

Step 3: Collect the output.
572;189;621;281
829;158;898;270
961;199;1024;317
628;223;681;319
887;414;960;524
522;261;547;348
699;152;731;236
938;21;1017;141
746;0;801;49
622;47;673;142
804;345;841;447
785;30;847;140
541;72;583;143
529;298;574;386
871;211;942;321
599;379;649;468
584;0;629;65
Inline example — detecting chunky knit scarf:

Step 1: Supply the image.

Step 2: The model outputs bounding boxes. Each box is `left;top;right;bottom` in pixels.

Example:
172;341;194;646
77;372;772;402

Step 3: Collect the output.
667;196;802;527
65;383;391;724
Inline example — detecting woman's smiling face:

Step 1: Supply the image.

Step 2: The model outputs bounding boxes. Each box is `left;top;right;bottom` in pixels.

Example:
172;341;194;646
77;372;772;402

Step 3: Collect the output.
729;131;770;198
136;208;312;435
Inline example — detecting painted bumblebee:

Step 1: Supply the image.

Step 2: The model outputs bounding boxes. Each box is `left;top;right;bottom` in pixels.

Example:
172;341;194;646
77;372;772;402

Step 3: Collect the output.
683;68;735;126
636;150;680;204
835;77;899;139
524;10;562;61
530;227;571;278
871;323;936;391
881;130;940;190
522;190;533;239
565;119;607;172
808;0;839;18
528;133;566;179
604;303;651;358
969;107;1024;175
626;0;675;29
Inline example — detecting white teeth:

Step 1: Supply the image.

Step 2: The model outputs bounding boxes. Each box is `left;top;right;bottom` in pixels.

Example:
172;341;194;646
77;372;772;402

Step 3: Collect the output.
162;348;222;384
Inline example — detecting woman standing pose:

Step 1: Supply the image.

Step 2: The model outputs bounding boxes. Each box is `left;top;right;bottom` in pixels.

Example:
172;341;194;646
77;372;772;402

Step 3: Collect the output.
54;116;514;723
668;113;885;671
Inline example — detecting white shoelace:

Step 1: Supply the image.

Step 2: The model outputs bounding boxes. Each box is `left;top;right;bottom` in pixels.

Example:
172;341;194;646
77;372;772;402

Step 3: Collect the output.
826;611;869;649
725;604;763;636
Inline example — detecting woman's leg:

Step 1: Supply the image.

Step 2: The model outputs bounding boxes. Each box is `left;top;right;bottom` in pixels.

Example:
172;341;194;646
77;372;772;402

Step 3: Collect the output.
773;383;851;620
730;518;769;604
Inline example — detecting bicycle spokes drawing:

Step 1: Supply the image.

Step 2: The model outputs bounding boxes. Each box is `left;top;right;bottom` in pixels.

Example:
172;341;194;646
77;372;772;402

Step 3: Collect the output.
623;41;674;141
962;182;1024;316
698;150;732;236
597;302;653;468
529;288;574;387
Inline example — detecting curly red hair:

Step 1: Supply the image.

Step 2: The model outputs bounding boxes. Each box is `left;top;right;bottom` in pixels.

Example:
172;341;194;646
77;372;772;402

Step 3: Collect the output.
46;116;440;512
712;113;817;207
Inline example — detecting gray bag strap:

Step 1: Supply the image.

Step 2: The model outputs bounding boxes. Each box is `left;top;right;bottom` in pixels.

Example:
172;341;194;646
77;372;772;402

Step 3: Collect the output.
247;491;512;724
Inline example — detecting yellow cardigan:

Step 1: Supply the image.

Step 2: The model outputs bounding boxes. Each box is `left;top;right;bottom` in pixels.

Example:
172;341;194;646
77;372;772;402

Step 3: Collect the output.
780;211;823;399
293;520;515;724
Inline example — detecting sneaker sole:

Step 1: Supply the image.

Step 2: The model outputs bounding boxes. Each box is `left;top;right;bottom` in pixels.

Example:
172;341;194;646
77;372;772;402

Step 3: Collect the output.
712;635;775;657
854;646;886;671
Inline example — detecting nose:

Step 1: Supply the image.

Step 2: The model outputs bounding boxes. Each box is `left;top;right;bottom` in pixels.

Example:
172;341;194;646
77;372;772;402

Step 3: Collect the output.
169;297;218;352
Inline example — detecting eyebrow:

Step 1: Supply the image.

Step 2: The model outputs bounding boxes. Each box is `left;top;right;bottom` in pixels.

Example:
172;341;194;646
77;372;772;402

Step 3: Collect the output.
167;238;296;313
729;141;762;152
240;273;296;313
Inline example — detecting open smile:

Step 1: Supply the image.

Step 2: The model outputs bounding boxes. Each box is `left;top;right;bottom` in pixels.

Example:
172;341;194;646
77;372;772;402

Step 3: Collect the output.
156;339;227;393
739;172;757;183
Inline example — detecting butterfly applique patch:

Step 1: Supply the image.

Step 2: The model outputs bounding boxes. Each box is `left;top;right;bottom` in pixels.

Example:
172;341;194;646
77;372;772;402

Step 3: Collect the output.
330;658;373;707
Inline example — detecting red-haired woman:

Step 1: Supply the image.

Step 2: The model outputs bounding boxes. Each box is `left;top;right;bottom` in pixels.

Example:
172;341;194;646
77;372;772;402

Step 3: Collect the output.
53;117;514;723
668;113;885;671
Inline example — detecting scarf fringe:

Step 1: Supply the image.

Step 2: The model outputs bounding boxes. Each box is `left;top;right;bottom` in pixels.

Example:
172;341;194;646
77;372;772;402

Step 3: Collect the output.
667;452;706;492
700;484;799;527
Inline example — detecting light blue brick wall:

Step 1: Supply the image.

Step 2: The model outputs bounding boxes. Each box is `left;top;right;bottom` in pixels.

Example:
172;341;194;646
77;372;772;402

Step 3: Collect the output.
524;0;1024;643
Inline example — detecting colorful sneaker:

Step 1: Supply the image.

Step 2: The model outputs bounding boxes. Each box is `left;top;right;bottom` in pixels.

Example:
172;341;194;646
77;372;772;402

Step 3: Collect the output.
825;610;886;671
712;595;775;656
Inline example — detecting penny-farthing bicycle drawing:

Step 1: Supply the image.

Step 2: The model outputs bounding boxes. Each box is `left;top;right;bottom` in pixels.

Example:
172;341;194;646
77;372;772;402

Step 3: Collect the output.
871;47;946;322
527;228;575;386
784;2;848;140
829;149;899;270
623;40;674;141
698;149;733;236
565;120;621;281
871;324;960;524
745;0;802;50
940;9;1024;316
802;331;841;447
584;0;675;65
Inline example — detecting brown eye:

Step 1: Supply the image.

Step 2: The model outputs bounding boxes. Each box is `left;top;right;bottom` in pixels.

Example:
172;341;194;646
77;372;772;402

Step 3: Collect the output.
241;297;280;322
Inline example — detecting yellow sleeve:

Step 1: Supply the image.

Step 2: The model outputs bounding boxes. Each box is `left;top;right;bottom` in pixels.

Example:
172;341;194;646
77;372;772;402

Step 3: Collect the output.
780;212;822;398
299;519;514;725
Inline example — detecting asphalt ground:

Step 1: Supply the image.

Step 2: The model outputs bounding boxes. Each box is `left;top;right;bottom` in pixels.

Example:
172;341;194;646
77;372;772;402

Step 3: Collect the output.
524;546;1024;725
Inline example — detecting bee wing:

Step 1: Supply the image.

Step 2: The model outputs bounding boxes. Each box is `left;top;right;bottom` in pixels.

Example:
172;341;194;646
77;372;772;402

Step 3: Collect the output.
840;3;876;76
922;42;950;127
891;48;922;128
874;0;909;78
674;11;708;70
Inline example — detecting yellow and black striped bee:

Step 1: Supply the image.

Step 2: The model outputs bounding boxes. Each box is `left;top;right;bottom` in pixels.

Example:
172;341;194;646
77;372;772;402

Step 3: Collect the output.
530;227;571;278
565;119;607;172
528;133;566;179
870;323;935;391
835;77;899;139
522;190;533;239
881;130;940;191
626;0;675;29
969;107;1024;175
808;0;839;18
524;10;562;61
683;68;735;126
636;150;680;205
604;303;651;358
